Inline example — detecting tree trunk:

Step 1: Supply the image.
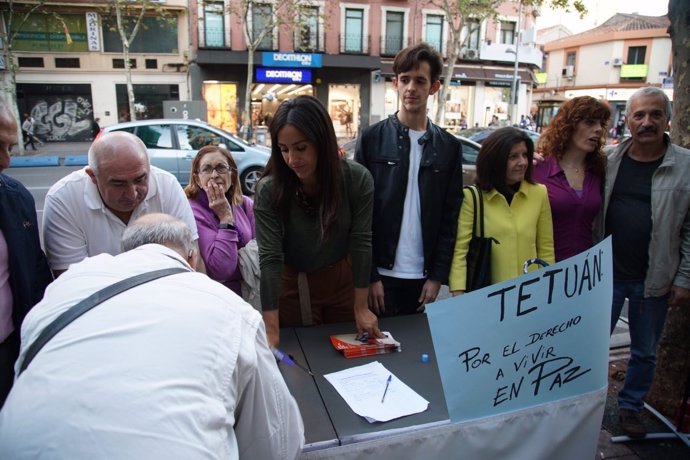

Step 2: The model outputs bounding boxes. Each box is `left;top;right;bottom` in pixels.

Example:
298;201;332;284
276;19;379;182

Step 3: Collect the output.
646;0;690;421
434;37;461;126
124;42;137;122
244;48;254;139
2;46;25;154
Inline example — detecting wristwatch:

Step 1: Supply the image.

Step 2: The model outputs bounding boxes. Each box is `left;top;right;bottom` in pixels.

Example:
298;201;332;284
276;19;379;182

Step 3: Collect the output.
219;223;236;230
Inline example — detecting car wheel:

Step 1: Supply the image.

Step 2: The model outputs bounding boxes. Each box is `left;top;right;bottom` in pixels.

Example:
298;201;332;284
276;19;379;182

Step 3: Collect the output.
241;166;263;195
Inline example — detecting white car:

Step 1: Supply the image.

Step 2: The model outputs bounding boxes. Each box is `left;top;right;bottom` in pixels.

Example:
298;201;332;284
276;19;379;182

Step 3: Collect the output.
101;119;270;194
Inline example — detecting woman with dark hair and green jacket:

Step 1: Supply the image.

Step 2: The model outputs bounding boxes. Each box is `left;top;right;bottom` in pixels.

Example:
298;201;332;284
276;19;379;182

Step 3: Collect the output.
255;95;382;347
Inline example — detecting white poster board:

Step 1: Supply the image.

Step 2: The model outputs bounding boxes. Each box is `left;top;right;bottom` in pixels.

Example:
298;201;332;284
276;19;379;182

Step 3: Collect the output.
427;238;612;422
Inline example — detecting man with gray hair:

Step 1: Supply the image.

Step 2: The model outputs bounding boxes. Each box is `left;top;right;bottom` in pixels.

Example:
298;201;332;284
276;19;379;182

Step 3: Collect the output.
0;213;304;458
42;131;200;277
597;86;690;438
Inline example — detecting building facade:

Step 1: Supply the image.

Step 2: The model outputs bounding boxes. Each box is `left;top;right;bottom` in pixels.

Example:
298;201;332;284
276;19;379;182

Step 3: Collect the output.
188;0;543;138
1;0;190;141
534;13;672;129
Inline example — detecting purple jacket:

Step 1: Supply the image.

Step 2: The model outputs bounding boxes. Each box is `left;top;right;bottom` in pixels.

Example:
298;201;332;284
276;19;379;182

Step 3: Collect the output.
189;193;255;295
533;155;602;262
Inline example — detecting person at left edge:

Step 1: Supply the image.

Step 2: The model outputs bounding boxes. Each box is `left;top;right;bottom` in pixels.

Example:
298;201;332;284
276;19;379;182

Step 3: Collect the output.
0;213;304;459
254;95;382;347
185;145;255;296
42;131;203;277
0;100;52;408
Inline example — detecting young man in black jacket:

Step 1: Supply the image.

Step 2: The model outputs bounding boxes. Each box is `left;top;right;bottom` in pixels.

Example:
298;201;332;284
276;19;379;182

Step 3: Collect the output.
356;43;463;316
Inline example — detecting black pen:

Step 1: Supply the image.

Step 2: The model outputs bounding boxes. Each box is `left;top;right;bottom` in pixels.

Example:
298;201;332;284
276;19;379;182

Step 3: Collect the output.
381;374;392;403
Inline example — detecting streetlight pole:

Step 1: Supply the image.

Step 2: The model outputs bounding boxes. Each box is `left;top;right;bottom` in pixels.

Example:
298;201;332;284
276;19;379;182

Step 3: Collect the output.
509;1;523;125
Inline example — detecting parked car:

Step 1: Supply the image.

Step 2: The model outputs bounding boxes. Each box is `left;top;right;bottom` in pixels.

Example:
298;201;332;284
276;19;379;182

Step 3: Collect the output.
456;135;481;186
100;119;271;194
340;136;480;185
459;127;540;146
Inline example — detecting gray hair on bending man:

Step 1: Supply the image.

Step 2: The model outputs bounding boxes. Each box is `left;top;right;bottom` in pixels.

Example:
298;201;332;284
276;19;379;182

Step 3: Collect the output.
122;213;198;269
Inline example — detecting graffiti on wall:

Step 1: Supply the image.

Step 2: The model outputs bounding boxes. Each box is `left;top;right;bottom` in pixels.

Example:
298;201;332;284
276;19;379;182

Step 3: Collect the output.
29;97;94;141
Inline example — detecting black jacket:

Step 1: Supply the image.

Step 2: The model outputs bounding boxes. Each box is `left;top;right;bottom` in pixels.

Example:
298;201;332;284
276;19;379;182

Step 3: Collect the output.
0;173;52;335
355;114;463;284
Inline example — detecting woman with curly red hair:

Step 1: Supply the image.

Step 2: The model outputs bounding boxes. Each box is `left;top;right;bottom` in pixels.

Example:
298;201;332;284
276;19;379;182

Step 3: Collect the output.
533;96;610;261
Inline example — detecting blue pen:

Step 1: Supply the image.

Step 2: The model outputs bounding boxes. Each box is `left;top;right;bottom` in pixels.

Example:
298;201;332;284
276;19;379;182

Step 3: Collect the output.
271;348;314;376
381;374;392;403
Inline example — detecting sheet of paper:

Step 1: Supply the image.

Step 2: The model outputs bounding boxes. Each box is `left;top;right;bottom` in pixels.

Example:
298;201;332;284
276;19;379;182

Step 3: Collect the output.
324;361;429;423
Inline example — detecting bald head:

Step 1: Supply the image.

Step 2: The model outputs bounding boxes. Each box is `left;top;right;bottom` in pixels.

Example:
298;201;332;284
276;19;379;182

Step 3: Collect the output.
88;131;149;175
85;131;151;223
121;213;196;265
0;100;19;171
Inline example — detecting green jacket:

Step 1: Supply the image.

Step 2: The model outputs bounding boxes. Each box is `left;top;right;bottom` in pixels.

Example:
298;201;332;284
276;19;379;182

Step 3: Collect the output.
254;159;374;311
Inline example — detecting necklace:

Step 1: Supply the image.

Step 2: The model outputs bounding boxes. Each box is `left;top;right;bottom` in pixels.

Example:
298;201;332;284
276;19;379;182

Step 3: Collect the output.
560;162;585;174
295;184;316;216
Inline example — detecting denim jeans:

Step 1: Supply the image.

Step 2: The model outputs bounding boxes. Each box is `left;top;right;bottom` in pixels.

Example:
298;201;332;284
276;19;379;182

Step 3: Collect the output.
610;280;669;411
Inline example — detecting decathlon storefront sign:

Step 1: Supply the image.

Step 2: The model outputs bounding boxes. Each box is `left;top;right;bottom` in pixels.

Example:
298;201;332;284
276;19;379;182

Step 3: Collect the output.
262;52;323;68
255;68;313;84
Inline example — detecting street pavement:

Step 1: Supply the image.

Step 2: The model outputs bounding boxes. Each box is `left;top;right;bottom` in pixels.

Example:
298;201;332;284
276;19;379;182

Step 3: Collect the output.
8;141;690;459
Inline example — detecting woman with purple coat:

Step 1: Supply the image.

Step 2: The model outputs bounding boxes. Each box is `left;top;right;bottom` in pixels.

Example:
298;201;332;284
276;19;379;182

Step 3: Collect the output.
185;145;255;295
533;96;610;261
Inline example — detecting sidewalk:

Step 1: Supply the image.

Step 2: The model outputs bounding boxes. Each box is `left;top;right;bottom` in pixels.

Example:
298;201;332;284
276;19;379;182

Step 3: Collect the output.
598;345;688;459
13;141;92;157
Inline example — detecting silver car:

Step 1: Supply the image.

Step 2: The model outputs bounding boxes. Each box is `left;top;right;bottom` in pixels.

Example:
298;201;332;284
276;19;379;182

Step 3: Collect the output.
456;135;481;186
101;119;270;194
341;136;480;185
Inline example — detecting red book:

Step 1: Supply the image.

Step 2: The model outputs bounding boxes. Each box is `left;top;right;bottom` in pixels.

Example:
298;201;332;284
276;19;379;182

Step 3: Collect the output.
329;332;401;359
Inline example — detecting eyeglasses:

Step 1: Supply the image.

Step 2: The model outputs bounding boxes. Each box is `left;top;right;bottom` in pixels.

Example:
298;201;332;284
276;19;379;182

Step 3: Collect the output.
198;164;233;175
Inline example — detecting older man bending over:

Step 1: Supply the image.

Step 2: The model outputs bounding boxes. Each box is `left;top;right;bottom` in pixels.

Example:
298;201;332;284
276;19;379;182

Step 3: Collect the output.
43;131;201;276
0;213;304;459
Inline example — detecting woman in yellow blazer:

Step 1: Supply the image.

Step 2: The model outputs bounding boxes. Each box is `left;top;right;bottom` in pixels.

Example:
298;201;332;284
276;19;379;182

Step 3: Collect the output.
450;127;555;294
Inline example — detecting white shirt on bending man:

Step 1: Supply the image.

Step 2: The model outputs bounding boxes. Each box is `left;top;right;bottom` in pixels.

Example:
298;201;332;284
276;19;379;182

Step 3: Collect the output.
0;214;304;459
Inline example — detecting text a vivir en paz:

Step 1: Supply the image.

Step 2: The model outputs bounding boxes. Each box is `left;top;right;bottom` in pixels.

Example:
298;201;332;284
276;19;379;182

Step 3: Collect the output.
457;248;604;407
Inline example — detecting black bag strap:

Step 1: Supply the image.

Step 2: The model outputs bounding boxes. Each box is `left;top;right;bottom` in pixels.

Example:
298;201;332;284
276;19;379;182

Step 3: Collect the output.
19;267;188;376
466;185;485;238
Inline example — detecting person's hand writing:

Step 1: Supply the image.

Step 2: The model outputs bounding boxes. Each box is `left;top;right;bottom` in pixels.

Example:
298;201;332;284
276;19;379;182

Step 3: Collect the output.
368;281;385;315
668;285;690;307
417;279;441;312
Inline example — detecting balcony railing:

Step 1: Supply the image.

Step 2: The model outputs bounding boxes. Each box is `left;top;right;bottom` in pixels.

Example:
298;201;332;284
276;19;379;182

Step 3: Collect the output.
340;33;370;55
380;35;406;57
295;32;324;53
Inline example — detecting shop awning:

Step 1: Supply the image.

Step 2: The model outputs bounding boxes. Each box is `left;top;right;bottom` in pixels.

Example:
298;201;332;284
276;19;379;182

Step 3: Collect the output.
379;62;536;85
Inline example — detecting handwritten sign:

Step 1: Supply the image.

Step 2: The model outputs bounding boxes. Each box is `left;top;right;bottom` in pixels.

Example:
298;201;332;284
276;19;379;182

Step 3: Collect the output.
427;238;612;422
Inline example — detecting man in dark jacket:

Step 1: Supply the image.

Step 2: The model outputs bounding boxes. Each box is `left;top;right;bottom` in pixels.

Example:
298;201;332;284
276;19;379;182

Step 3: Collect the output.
0;101;53;406
356;43;463;316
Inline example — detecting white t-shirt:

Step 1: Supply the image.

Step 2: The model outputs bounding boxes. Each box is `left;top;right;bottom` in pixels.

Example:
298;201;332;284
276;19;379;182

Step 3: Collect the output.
378;129;425;279
43;166;199;271
0;244;304;459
